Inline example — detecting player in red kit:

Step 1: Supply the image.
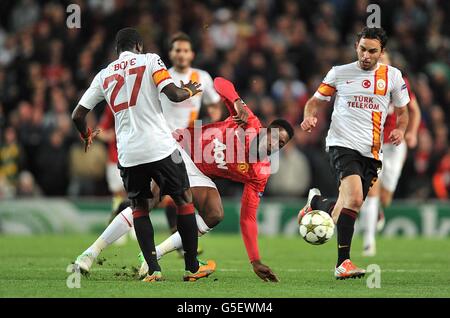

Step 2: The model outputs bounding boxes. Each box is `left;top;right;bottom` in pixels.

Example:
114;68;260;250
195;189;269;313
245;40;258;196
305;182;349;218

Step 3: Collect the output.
75;77;294;282
144;77;294;282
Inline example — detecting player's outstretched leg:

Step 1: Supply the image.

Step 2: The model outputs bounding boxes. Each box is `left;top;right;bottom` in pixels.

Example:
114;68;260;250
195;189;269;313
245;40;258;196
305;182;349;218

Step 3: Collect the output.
75;206;133;274
110;200;131;246
298;188;337;223
298;188;321;222
138;213;214;278
163;198;203;257
140;187;222;280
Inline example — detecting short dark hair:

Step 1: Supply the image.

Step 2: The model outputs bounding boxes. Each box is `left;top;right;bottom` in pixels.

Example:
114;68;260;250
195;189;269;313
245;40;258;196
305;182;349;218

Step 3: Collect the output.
269;119;294;139
356;27;388;49
115;28;143;54
169;32;193;51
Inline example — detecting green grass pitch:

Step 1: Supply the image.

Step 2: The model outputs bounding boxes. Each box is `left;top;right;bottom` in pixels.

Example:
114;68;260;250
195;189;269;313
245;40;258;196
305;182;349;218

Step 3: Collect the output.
1;233;449;297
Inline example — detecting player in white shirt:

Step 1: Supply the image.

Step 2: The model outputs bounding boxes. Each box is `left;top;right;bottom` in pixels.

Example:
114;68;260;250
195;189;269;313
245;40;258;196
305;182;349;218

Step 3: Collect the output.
359;52;421;257
162;32;221;131
71;28;215;282
298;27;410;279
160;32;221;248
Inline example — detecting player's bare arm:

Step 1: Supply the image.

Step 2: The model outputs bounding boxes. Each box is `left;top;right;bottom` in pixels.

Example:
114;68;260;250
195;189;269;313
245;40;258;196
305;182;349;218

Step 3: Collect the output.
389;105;409;146
301;96;328;132
251;260;279;282
213;77;249;127
72;104;101;152
232;98;249;127
162;80;202;103
404;98;421;148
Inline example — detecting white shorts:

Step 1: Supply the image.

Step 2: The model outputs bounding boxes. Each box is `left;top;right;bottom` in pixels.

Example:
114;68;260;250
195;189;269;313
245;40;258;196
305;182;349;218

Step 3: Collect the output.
379;142;407;193
178;145;217;189
106;163;125;193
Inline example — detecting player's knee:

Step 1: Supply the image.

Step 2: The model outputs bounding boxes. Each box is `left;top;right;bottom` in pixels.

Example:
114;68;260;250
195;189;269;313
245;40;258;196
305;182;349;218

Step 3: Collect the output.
172;189;193;206
204;207;224;228
346;195;364;210
380;190;393;207
114;200;130;216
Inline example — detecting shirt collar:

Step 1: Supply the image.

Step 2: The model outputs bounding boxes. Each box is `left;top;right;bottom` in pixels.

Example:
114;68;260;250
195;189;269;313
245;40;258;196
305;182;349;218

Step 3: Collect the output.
119;51;134;58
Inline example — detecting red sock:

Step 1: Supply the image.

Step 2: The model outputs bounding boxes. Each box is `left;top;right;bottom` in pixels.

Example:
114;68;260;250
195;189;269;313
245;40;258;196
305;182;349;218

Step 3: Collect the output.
176;203;195;215
132;209;148;219
176;203;198;272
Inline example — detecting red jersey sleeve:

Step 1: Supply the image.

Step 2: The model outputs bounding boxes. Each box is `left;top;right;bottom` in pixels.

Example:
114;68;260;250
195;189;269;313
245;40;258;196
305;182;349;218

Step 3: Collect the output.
99;106;114;131
240;181;266;263
403;77;416;102
213;76;258;123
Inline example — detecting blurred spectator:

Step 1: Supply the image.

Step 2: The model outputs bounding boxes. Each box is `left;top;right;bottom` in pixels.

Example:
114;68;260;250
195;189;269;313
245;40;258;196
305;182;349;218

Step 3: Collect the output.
35;129;70;196
10;0;40;32
433;149;450;200
68;115;107;196
209;8;238;51
398;128;438;199
271;62;308;102
0;126;22;191
0;0;448;200
266;141;311;197
16;170;41;197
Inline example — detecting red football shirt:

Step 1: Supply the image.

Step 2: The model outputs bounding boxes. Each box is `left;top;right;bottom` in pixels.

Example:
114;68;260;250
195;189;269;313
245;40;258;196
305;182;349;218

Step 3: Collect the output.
174;103;270;262
98;106;118;163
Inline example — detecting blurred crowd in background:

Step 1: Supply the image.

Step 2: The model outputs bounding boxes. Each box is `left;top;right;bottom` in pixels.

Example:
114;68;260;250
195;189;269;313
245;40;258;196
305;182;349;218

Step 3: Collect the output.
0;0;449;201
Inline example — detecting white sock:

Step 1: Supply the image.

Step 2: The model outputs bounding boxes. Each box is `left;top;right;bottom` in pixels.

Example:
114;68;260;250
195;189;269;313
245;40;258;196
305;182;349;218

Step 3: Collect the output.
84;207;133;258
156;232;183;259
195;213;211;235
156;213;211;259
361;197;379;249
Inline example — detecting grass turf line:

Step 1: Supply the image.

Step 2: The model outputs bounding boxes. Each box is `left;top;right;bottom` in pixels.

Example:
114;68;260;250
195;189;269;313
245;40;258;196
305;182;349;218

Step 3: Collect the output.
0;234;449;297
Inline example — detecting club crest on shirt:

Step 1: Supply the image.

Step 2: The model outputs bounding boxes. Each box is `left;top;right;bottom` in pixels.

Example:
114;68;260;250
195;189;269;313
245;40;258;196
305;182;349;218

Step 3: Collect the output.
376;79;386;90
237;163;249;174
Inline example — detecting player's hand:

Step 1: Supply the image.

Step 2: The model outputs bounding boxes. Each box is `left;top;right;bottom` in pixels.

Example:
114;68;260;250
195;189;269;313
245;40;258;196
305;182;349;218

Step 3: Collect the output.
80;128;101;152
405;132;417;148
181;80;202;97
251;260;279;282
389;129;404;146
233;99;248;127
300;116;317;132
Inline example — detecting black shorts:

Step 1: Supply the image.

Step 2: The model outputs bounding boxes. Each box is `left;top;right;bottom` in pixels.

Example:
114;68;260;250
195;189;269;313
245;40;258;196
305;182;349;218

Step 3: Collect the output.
328;146;382;199
118;150;190;200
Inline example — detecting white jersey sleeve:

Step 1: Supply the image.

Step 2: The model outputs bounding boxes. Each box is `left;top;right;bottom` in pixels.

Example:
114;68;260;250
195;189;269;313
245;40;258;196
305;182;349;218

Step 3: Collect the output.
79;71;105;109
391;69;410;107
313;67;337;102
148;54;174;93
200;71;221;105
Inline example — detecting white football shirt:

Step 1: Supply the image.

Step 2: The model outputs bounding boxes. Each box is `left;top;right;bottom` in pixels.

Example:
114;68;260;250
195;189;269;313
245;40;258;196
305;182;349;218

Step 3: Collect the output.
160;67;220;131
314;62;410;161
78;51;177;167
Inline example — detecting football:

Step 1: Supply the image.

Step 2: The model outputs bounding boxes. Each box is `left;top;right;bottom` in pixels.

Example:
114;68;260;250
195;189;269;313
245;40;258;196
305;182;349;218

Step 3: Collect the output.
299;210;335;245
